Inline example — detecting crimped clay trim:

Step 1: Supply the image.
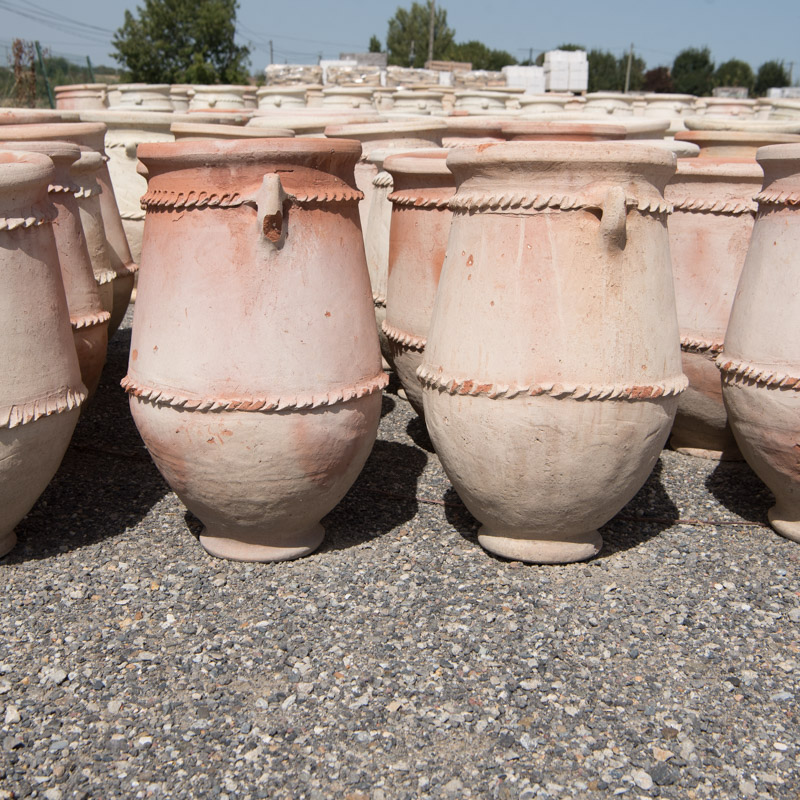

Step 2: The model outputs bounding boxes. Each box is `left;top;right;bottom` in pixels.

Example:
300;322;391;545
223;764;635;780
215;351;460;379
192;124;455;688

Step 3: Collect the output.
0;386;86;429
382;320;426;351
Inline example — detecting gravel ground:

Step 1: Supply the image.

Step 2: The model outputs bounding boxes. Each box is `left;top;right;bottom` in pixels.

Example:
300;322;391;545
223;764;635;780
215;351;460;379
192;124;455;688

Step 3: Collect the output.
0;309;798;800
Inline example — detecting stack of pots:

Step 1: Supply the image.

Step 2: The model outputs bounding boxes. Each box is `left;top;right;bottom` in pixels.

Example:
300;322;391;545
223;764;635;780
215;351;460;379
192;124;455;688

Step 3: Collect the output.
0;150;87;557
420;142;685;563
124;139;385;562
666;128;800;458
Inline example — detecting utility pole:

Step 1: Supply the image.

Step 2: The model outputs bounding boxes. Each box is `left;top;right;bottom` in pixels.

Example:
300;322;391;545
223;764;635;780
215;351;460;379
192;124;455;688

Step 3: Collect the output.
624;42;634;93
269;40;273;65
86;56;95;84
409;39;415;68
428;0;435;64
790;61;795;86
529;47;533;64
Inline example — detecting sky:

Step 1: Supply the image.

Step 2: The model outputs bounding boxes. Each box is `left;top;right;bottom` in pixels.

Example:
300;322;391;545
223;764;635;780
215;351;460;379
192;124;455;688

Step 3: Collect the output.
1;0;798;81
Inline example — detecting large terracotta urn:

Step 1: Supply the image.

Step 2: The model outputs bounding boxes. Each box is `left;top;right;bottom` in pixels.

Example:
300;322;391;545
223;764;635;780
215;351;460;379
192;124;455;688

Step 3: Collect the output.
256;86;310;109
189;85;248;111
420;142;685;563
442;117;507;148
109;83;173;112
55;83;107;111
124;139;386;561
170;122;294;140
665;157;763;458
718;144;800;543
382;150;454;417
501;120;627;142
0;141;109;397
0;150;87;557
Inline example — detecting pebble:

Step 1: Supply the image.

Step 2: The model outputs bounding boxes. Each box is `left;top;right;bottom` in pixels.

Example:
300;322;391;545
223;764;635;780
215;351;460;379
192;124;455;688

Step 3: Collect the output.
0;311;796;799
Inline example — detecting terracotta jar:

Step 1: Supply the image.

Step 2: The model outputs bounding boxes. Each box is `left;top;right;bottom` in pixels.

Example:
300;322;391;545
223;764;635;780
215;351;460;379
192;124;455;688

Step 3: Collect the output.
453;91;510;115
0;150;87;557
170;122;294;140
390;90;446;116
697;97;757;118
518;94;575;116
124;139;386;561
583;92;636;116
169;85;192;111
324;120;446;233
676;130;800;160
256;86;310;109
0;141;109;396
109;83;173;112
382;150;454;417
718;144;800;543
321;87;375;110
421;142;684;563
0;122;138;336
665;158;763;458
442;117;507;148
189;85;247;111
502;120;627;142
55;83;107;110
0;109;77;124
643;94;695;118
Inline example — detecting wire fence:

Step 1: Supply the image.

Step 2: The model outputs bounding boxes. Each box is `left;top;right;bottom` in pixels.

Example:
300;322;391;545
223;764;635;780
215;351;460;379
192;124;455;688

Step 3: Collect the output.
0;39;124;107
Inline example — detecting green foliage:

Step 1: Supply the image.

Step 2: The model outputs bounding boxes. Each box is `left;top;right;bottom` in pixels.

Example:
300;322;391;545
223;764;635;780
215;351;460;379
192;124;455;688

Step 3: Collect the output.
672;47;715;96
447;40;517;71
111;0;250;84
587;49;619;92
714;58;754;94
755;60;790;96
643;66;674;93
386;1;455;67
369;35;382;53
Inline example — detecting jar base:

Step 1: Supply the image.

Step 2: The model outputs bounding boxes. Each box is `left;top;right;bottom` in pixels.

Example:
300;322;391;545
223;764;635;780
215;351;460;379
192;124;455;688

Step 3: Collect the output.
199;523;324;562
0;528;17;559
477;527;603;564
768;507;800;544
669;438;743;462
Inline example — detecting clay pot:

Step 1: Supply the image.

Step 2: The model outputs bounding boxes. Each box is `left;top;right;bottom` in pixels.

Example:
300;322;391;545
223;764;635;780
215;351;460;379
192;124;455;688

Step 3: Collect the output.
0;141;109;396
247;110;380;136
256;86;310;109
421;142;684;563
684;116;800;135
518;94;575;115
0;122;138;337
170;122;294;140
124;139;386;561
642;94;695;118
502;120;627;142
109;83;173;112
390;91;446;116
675;130;800;159
583;92;637;116
442;117;507;148
717;144;800;543
382;150;454;417
169;85;192;111
0;109;78;124
321;87;375;109
697;97;757;118
665;158;763;458
55;83;107;111
324;120;446;233
453;91;511;115
0;150;87;557
189;85;248;111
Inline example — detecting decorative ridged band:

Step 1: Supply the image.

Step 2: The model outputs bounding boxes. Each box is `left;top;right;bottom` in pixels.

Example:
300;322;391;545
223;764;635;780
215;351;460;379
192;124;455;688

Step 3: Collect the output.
140;186;363;212
0;205;58;231
71;310;111;330
389;191;453;209
448;191;671;215
716;356;800;390
121;372;389;411
120;210;147;221
50;182;102;199
373;293;387;308
382;321;427;351
755;190;800;207
372;171;393;189
0;386;87;429
681;336;724;355
670;198;756;215
95;269;118;286
417;364;688;401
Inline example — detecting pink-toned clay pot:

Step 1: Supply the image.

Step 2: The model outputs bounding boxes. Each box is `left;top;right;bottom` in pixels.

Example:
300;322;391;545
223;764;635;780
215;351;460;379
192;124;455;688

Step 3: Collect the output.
0;123;138;337
718;144;800;543
324;120;446;233
124;139;386;562
0;150;87;557
665;158;763;459
501;120;628;142
170;123;294;140
0;109;78;124
382;150;454;417
0;141;109;397
55;83;107;111
675;130;800;160
441;117;507;148
421;142;684;564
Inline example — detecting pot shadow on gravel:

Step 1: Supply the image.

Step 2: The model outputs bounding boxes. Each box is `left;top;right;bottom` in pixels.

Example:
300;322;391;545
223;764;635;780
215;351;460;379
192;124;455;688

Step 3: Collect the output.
7;325;170;563
705;458;773;523
320;439;429;552
443;459;679;560
405;415;435;453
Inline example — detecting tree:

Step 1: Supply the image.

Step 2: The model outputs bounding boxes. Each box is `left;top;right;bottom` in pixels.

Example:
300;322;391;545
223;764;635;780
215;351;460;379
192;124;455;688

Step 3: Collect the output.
672;47;714;96
587;49;619;92
448;41;517;71
112;0;250;84
643;66;674;93
755;60;790;96
11;39;37;107
714;58;754;95
386;2;454;67
369;35;382;53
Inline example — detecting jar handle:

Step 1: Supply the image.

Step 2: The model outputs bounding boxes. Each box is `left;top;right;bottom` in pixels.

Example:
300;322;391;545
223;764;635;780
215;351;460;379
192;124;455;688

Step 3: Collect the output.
256;173;288;247
599;186;627;250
